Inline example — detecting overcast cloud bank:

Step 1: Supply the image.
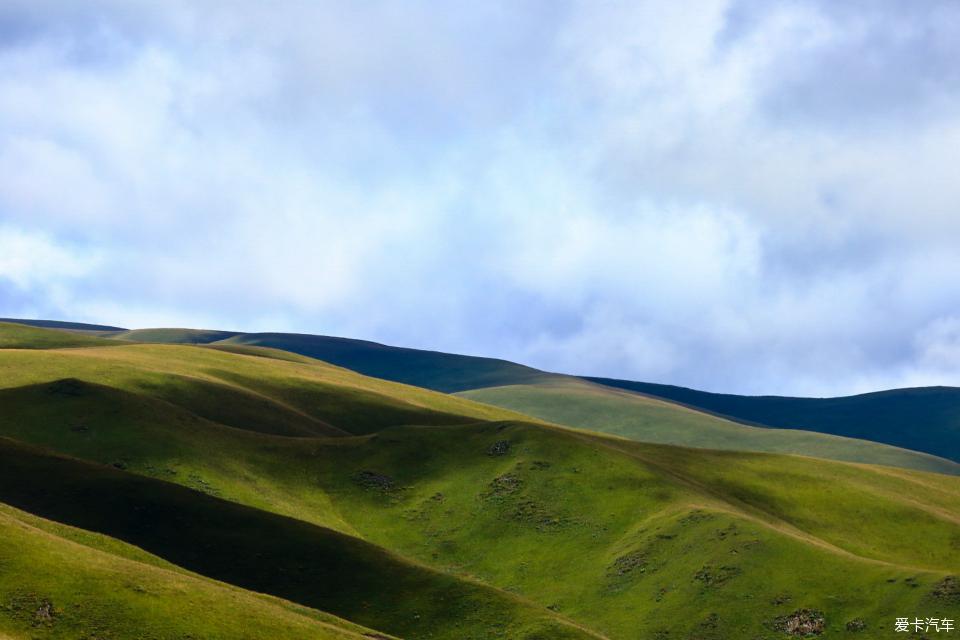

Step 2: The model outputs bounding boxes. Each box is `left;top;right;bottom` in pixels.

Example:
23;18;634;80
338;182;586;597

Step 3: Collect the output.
1;0;959;395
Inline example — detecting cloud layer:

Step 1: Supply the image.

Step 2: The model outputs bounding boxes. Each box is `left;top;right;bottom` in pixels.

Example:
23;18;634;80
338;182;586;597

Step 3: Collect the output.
1;0;959;395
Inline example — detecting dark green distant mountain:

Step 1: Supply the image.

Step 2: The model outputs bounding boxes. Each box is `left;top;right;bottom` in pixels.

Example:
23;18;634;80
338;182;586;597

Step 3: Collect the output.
586;377;960;463
4;320;549;391
0;317;125;332
221;332;554;392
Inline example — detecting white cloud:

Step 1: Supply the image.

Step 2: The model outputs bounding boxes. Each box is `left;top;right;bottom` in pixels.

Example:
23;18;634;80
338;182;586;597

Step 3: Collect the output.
0;226;98;290
1;0;959;395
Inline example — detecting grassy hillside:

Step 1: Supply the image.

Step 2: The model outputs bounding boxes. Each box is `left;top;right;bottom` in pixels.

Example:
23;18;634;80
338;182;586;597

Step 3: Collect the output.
217;332;556;392
0;380;360;532
96;320;960;468
300;422;960;639
0;325;539;531
0;322;119;349
2;321;957;475
0;437;596;640
460;379;960;476
0;339;527;437
5;414;956;639
2;321;959;639
589;377;960;463
0;318;125;332
0;504;392;640
12;317;957;468
43;320;549;391
110;327;242;343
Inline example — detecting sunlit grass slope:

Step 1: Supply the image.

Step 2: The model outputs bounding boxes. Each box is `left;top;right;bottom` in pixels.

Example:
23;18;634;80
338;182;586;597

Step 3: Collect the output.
459;379;960;475
590;376;960;463
0;438;600;640
0;503;394;640
0;327;527;436
0;324;543;529
0;322;118;349
296;422;960;639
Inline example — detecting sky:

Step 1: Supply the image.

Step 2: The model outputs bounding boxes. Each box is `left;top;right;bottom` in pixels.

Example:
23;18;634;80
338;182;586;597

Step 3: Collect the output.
1;0;959;396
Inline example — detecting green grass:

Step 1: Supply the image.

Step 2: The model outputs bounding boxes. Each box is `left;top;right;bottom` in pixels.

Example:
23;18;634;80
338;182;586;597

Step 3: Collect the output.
18;317;959;468
133;319;960;468
77;318;960;471
110;327;241;343
1;322;959;639
12;316;960;468
0;341;527;436
4;412;958;639
589;376;960;463
0;502;394;640
289;422;960;639
220;332;556;392
71;319;959;475
0;322;118;349
0;437;600;640
0;380;361;532
0;318;125;332
459;379;960;476
2;319;548;392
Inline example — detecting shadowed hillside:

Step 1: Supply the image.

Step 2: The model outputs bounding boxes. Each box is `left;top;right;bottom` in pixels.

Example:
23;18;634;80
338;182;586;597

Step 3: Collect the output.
0;318;125;332
110;327;242;343
220;332;556;392
0;438;594;640
0;501;393;640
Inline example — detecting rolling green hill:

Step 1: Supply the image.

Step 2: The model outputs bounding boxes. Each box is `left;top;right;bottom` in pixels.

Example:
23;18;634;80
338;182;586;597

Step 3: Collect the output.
588;377;960;463
0;437;595;640
2;320;954;475
0;500;393;640
110;327;243;343
9;318;958;469
273;420;960;639
0;318;125;332
219;326;960;466
0;321;959;639
0;336;527;437
2;407;958;639
221;328;960;467
11;319;551;391
219;332;556;392
0;322;119;349
459;379;960;476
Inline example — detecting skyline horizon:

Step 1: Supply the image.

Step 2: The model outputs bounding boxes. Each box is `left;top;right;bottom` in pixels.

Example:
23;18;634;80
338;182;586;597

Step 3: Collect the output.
5;314;959;399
